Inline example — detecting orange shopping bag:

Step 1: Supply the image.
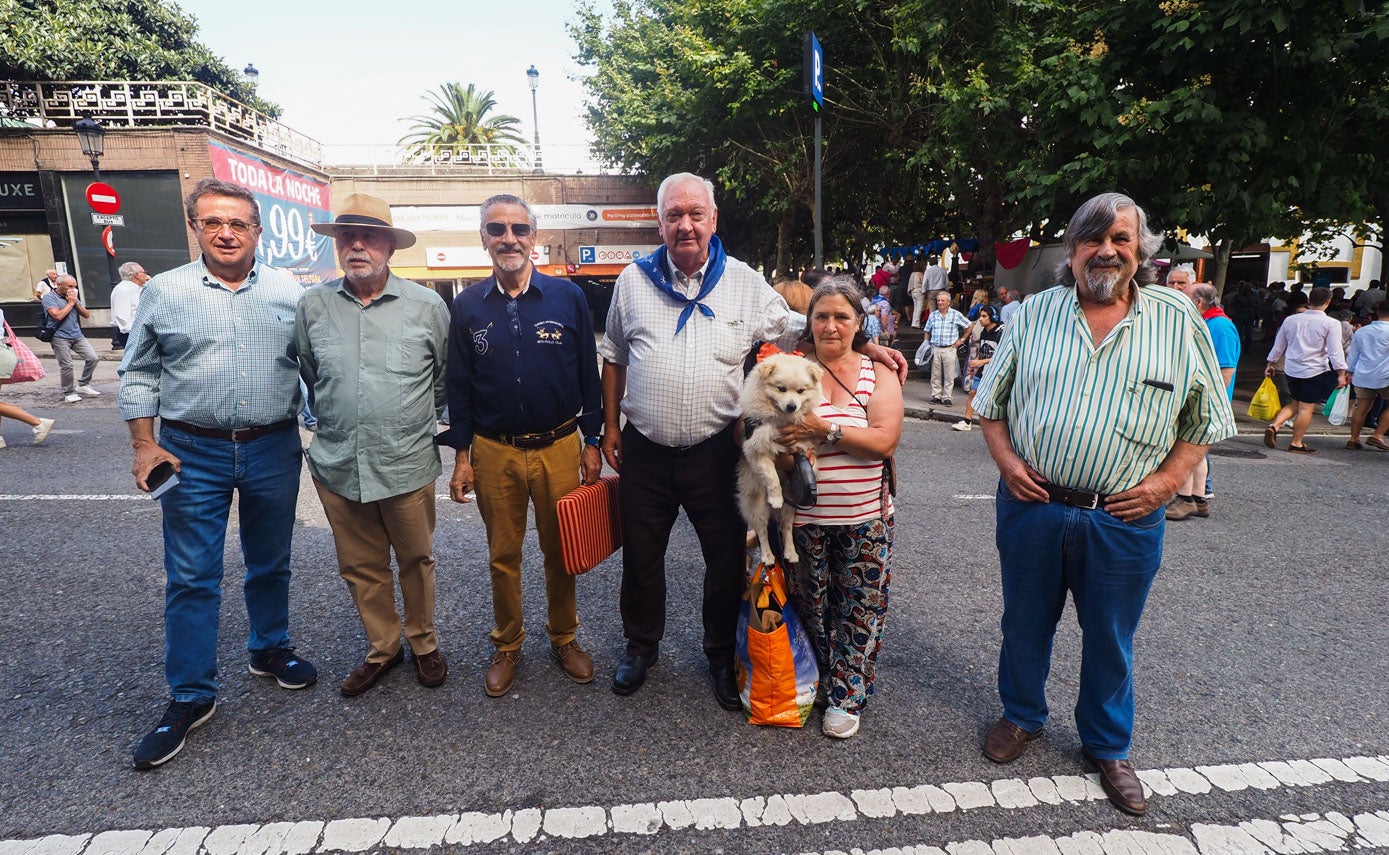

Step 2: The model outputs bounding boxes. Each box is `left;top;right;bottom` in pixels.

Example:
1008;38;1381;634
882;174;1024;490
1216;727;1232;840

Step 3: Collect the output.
733;561;819;727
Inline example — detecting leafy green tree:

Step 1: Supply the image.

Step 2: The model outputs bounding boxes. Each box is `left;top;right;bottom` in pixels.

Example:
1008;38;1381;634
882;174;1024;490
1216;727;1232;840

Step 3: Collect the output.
1009;0;1389;290
0;0;279;116
398;82;526;158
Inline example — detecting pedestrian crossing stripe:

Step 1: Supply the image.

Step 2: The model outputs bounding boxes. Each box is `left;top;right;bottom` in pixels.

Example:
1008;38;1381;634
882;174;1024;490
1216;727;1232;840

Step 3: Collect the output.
3;754;1386;854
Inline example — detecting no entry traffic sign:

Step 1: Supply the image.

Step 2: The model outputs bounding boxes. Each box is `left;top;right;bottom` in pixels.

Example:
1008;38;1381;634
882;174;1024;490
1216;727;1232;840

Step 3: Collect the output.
86;182;121;215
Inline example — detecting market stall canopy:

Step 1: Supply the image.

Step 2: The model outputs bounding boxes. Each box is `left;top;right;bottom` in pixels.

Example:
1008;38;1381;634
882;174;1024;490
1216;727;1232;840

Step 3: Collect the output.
1152;242;1213;261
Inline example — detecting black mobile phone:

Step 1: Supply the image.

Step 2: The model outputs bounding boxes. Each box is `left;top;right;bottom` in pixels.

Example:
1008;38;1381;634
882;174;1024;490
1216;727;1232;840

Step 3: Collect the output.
147;461;179;499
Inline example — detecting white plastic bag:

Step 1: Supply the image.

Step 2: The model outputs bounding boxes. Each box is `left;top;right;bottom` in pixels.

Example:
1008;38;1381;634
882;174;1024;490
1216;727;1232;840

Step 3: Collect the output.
1328;385;1350;426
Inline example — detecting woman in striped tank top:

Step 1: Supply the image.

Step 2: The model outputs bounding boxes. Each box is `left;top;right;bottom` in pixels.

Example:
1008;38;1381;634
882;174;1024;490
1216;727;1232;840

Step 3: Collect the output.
776;277;904;739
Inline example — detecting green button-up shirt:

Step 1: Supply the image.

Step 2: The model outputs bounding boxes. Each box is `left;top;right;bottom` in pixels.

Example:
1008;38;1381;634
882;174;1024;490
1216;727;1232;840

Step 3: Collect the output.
973;283;1236;495
294;273;449;503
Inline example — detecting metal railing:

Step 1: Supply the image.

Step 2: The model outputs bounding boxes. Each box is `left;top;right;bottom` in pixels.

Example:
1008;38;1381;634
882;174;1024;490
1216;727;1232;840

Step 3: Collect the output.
0;80;323;166
321;143;614;176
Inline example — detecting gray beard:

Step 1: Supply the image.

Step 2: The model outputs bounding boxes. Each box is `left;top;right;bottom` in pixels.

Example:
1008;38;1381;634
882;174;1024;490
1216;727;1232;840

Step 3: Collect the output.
1084;267;1121;303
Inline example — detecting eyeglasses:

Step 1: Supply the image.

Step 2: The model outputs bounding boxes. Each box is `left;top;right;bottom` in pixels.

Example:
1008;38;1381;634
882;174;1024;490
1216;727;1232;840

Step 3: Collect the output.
484;222;533;238
192;218;258;235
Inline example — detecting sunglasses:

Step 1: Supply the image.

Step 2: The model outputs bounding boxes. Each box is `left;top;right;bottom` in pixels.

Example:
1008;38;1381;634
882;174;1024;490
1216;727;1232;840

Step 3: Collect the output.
484;222;533;238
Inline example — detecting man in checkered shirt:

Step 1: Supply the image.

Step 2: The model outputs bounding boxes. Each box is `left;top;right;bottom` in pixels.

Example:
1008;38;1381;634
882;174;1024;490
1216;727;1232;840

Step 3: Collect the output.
600;172;905;710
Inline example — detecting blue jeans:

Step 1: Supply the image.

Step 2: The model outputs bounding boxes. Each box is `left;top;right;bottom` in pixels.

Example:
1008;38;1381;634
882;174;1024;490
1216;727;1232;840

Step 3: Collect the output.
159;423;302;703
994;480;1164;759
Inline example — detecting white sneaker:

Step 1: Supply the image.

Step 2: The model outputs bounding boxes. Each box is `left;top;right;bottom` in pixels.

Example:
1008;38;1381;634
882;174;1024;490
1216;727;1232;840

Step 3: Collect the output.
77;385;101;396
822;707;861;739
32;418;55;445
63;393;82;404
952;420;972;431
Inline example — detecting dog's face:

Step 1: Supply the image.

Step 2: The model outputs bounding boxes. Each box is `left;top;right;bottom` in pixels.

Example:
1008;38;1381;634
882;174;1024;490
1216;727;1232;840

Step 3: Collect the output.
751;354;824;418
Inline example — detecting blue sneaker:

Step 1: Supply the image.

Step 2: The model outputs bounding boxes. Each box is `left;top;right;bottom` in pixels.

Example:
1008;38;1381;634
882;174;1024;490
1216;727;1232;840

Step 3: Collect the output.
133;699;216;770
248;647;318;689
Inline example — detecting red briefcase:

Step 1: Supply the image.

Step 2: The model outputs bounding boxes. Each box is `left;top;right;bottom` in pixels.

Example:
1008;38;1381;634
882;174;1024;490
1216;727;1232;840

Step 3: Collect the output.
556;475;622;575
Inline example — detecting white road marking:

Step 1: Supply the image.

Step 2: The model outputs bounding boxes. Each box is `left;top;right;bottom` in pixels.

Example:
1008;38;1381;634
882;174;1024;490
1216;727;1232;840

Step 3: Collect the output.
3;755;1387;854
0;495;145;501
798;808;1389;855
952;495;994;500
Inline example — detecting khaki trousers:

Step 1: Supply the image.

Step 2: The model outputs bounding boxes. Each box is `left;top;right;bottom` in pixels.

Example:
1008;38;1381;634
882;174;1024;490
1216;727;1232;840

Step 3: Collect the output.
314;479;439;664
472;432;580;651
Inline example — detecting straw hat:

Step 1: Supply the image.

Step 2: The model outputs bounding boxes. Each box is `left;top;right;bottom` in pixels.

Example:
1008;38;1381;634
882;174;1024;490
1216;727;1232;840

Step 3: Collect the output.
311;193;416;249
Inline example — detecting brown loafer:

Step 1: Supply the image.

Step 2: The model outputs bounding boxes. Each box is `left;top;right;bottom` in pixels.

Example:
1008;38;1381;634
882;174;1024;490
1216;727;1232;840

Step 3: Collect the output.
340;648;405;697
1368;436;1389;451
1263;424;1278;448
485;649;520;697
1084;751;1148;816
550;640;595;684
983;716;1042;764
414;648;448;688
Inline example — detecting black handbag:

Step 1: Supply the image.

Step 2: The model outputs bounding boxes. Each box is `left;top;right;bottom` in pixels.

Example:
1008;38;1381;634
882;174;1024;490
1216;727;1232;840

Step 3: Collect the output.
785;451;817;510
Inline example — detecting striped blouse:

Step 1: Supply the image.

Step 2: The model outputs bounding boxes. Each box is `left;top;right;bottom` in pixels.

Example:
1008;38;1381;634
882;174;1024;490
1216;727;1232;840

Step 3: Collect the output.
972;283;1236;496
795;355;892;526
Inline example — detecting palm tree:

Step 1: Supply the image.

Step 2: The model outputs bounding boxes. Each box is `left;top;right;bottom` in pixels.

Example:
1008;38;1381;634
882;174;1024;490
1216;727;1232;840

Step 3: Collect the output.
398;82;527;161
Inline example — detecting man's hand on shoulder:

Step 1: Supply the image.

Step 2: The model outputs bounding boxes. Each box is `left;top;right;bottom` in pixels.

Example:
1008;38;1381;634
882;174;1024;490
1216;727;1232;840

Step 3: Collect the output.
863;341;909;383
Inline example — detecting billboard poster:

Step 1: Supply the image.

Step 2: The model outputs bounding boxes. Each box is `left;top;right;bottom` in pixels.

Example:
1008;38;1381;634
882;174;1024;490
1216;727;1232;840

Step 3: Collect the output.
208;142;334;284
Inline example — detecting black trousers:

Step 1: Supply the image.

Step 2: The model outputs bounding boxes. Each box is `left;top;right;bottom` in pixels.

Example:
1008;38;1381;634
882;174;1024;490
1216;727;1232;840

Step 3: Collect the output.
618;422;747;663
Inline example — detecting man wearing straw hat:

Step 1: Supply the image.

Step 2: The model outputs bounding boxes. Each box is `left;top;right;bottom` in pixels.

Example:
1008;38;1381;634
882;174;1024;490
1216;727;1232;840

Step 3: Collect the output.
298;193;451;697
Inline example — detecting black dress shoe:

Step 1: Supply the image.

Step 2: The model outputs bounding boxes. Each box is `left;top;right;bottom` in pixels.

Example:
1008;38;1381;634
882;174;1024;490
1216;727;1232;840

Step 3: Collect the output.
710;662;741;711
612;650;658;695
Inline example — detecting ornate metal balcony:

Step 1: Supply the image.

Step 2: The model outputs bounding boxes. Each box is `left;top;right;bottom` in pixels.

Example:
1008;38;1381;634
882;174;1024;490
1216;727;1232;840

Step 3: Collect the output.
0;80;322;166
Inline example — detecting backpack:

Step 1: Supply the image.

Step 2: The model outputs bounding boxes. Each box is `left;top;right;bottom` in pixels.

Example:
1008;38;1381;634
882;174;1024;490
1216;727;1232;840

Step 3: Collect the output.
35;304;58;342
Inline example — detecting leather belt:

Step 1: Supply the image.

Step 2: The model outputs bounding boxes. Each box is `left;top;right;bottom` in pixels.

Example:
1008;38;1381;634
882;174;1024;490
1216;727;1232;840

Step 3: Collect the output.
162;418;296;442
475;418;577;450
1045;483;1109;510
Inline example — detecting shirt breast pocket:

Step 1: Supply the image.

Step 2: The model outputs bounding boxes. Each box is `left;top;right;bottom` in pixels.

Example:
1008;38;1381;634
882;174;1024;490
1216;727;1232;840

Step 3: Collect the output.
388;336;426;376
1115;379;1177;447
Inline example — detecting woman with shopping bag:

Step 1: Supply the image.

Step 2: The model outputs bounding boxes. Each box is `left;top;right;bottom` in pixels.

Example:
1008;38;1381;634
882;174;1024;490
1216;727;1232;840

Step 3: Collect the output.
0;311;56;448
772;276;904;739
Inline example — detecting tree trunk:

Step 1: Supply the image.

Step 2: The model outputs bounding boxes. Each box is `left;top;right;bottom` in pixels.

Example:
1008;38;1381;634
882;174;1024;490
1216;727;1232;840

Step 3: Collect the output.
775;209;795;279
1211;241;1234;296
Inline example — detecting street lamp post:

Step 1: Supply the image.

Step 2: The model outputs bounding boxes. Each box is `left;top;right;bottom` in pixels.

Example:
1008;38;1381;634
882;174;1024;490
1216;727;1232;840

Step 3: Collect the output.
73;116;120;295
526;65;542;173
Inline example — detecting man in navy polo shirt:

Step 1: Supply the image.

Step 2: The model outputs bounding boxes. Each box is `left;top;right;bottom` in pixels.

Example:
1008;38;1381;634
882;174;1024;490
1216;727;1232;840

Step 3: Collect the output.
442;193;603;698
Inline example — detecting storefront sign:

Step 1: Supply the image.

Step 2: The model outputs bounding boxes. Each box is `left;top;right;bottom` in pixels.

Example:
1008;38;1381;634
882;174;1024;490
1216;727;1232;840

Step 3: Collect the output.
394;205;659;233
425;245;551;268
208;142;333;284
0;173;43;212
578;245;659;265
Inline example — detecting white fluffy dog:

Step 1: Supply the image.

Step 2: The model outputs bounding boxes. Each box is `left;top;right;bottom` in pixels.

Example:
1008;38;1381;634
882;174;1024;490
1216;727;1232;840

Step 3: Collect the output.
737;353;824;566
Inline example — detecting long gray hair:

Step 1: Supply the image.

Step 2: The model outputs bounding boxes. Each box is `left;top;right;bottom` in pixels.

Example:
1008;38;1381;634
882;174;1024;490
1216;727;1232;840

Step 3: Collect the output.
1054;192;1164;287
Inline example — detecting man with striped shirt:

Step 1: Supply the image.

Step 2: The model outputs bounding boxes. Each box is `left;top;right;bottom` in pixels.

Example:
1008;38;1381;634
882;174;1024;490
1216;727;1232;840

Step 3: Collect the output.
972;193;1235;816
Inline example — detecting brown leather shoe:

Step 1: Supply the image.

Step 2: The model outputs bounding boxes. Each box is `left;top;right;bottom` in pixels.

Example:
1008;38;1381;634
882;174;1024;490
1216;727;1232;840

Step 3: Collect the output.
414;648;448;688
983;716;1042;764
340;648;404;697
550;640;594;684
485;649;520;697
1084;752;1148;816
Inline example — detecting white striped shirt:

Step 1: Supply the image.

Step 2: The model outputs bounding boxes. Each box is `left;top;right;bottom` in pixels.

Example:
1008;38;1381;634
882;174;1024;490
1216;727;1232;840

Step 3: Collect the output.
795;355;890;525
600;253;804;448
973;283;1236;496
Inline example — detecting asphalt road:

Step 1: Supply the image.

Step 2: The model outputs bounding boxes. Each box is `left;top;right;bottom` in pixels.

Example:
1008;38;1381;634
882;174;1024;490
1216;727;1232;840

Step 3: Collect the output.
1;364;1387;855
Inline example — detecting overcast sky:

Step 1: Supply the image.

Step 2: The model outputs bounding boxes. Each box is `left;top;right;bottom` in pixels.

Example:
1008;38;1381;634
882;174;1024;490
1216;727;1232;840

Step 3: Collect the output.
175;0;609;161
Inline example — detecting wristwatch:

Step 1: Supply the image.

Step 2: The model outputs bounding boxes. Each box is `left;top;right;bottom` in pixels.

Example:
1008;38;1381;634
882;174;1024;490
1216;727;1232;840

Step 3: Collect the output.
584;435;602;446
826;424;843;445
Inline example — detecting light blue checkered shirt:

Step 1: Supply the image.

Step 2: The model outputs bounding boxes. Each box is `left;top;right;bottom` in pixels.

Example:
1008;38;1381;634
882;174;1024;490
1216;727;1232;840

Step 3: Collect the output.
118;257;303;428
